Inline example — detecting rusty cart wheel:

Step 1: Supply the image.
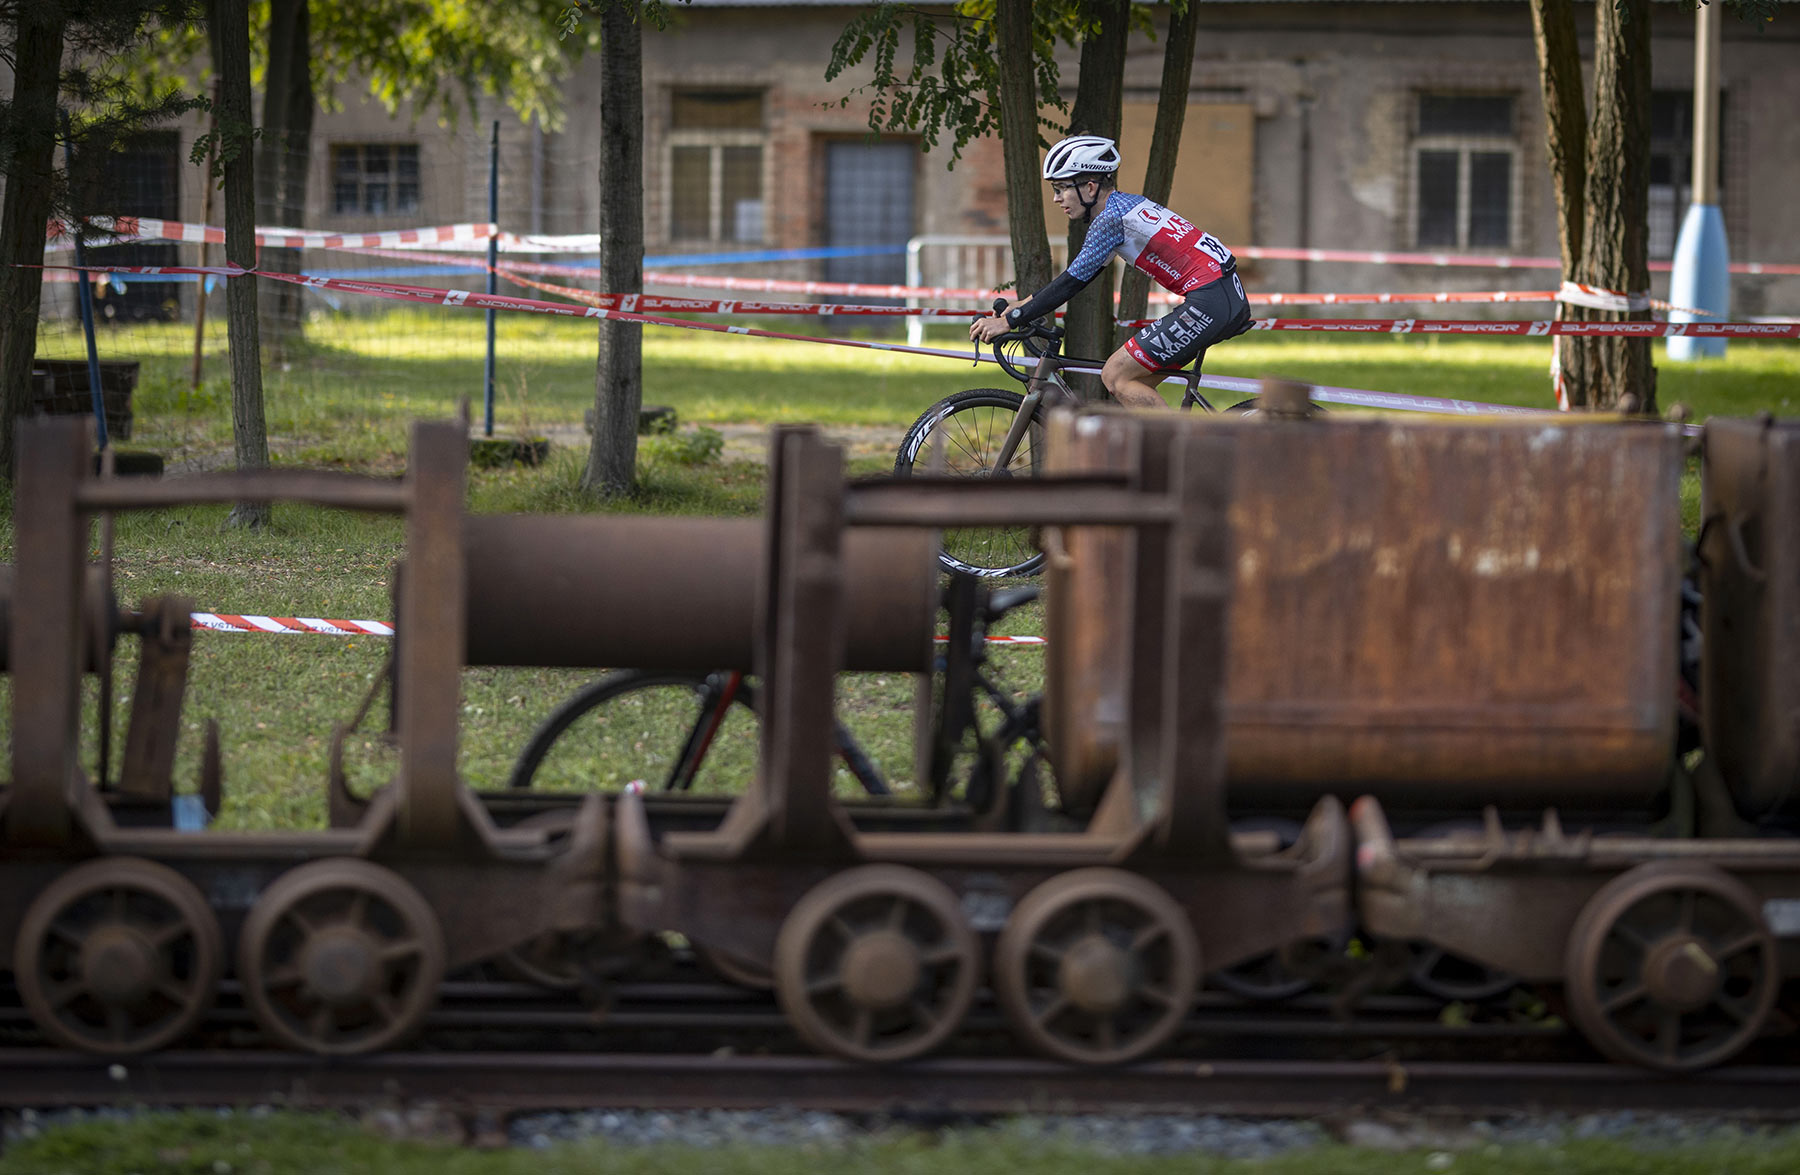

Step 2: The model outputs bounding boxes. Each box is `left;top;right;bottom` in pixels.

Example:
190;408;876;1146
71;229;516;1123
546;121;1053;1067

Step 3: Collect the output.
14;857;223;1055
1406;942;1518;1002
1212;932;1346;1002
237;858;446;1055
694;943;774;991
773;865;979;1063
1564;861;1779;1072
993;868;1199;1065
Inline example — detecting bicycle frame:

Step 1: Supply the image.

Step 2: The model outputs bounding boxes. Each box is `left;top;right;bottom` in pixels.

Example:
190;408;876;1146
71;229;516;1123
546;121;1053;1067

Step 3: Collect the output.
985;329;1217;475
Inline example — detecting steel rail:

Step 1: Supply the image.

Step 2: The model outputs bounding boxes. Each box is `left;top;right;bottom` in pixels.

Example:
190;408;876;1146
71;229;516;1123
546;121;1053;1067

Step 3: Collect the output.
4;1052;1800;1117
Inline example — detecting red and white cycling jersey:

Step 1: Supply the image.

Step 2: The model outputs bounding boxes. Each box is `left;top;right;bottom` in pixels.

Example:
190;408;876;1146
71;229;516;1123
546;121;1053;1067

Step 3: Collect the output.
1070;192;1234;296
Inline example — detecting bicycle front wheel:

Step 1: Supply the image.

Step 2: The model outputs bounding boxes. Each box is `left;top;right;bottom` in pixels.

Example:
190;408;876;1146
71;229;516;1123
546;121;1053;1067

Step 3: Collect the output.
895;388;1046;578
507;670;761;794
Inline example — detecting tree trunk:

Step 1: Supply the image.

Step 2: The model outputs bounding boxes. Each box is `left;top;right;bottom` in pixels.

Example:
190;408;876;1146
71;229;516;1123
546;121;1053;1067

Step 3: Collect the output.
211;0;272;526
1528;0;1587;409
1529;0;1586;272
580;2;644;498
1063;0;1129;398
1569;0;1656;412
0;8;69;482
257;0;312;355
1116;0;1199;346
994;0;1053;299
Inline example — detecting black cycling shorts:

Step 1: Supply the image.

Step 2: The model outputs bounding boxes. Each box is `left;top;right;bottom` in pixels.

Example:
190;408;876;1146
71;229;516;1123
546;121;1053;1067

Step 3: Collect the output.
1123;270;1253;373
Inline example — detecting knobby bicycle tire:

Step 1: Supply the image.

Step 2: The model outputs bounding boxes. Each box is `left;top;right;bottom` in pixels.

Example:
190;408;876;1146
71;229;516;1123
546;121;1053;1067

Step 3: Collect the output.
508;669;888;796
895;388;1047;579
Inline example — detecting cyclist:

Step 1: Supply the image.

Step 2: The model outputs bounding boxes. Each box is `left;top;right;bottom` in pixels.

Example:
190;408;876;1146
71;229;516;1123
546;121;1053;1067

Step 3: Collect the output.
969;133;1253;409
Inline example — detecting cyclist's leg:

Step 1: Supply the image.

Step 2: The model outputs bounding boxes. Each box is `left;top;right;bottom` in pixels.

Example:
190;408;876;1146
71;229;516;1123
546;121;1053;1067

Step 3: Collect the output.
1100;346;1169;409
1117;278;1252;408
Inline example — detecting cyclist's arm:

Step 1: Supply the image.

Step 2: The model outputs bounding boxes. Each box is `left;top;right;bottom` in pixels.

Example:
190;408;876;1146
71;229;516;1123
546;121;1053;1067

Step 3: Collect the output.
1004;269;1089;327
1003;196;1125;327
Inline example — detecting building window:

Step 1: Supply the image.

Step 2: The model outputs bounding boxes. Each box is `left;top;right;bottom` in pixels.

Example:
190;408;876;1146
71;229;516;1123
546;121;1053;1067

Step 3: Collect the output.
1648;90;1726;260
1412;94;1516;249
668;89;764;243
331;144;420;216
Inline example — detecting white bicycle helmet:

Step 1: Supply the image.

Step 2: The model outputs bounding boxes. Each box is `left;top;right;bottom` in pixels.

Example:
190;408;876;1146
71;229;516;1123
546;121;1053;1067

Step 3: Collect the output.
1042;134;1121;181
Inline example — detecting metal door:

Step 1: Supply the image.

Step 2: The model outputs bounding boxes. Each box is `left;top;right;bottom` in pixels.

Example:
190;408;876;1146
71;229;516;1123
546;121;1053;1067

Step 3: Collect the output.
823;141;914;299
87;131;181;322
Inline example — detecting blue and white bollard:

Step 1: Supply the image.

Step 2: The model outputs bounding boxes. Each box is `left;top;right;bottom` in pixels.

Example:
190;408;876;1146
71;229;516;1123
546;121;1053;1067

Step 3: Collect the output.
1667;203;1729;361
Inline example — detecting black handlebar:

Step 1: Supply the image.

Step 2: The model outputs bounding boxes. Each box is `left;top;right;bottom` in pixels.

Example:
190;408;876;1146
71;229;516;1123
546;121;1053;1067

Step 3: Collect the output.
985;298;1063;384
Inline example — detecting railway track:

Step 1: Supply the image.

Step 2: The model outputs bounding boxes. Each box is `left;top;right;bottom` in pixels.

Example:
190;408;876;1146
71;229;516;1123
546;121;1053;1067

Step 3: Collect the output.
0;974;1573;1059
5;1049;1800;1119
6;975;1800;1119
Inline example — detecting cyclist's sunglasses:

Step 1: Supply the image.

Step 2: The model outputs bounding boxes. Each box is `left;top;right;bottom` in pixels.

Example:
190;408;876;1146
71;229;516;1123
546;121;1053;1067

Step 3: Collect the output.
1050;180;1084;196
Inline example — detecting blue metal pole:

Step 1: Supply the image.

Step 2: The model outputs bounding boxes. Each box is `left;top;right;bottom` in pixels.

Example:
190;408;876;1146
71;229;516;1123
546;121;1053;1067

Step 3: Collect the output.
1668;207;1729;361
60;109;108;450
484;119;499;436
1668;0;1728;361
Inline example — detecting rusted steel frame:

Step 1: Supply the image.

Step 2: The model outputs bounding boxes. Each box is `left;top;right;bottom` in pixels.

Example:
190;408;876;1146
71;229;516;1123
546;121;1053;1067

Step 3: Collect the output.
1040;414;1135;815
1352;796;1602;978
0;566;115;675
1354;793;1800;978
396;421;469;849
326;655;396;828
1700;418;1799;822
115;596;195;803
756;428;855;857
87;790;596;966
74;470;408;512
6;419;92;848
845;483;1175;527
1117;425;1178;837
1158;857;1352;973
10;1051;1800;1115
398;800;607;969
1150;426;1235;860
0;863;70;969
624;856;839;970
461;516;933;673
927;576;981;804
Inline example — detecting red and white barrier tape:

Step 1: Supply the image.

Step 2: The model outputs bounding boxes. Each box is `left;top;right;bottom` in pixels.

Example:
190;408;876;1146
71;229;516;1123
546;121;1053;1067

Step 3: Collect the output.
60;263;1799;341
45;214;1800;276
187;612;1041;645
191;613;394;636
46;218;612;255
45;217;495;252
1557;281;1647;313
513;268;1712;318
1241;317;1796;338
325;244;1710;316
1237;243;1800;277
49;265;1800;343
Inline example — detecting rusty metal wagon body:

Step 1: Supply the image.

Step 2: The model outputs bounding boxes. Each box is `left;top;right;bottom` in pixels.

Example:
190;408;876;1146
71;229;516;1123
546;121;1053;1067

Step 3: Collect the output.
3;404;1799;1073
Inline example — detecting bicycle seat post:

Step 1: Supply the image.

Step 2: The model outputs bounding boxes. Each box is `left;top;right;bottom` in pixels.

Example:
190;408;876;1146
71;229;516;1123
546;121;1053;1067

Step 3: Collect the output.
1179;364;1214;413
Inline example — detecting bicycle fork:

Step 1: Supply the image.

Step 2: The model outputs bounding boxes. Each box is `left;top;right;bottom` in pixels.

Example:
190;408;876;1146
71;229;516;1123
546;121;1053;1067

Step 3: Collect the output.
994;358;1076;474
992;386;1047;475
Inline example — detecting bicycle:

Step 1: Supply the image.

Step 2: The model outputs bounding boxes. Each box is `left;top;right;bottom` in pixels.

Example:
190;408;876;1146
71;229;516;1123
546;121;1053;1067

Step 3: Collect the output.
506;579;1048;815
893;299;1259;578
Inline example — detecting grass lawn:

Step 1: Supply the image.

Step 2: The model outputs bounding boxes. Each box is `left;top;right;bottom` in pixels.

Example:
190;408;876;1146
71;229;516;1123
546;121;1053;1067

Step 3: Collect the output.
2;319;1795;831
35;311;1800;464
6;1110;1800;1175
